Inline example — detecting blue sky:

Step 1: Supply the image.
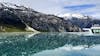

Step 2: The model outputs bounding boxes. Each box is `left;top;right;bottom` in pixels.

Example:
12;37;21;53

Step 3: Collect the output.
64;4;96;11
0;0;100;18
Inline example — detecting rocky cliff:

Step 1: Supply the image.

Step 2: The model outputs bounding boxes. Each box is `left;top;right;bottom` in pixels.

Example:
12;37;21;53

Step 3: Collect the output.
0;2;82;32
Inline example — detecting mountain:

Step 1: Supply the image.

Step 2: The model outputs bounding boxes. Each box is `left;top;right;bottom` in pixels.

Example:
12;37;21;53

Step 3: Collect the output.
58;13;100;28
0;2;82;32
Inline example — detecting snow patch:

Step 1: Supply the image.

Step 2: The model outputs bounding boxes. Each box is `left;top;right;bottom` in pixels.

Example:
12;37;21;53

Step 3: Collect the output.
0;2;26;10
58;13;89;20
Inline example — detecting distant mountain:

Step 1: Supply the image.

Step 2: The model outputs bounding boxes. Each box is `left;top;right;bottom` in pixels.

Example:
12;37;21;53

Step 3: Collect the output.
0;2;82;32
58;13;100;28
58;13;91;20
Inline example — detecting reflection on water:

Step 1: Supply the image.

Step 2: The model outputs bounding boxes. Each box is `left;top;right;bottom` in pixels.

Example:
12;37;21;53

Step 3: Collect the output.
0;32;100;56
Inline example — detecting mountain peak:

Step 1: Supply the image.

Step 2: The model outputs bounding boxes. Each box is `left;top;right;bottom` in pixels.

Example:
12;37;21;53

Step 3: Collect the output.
0;2;28;11
0;2;18;8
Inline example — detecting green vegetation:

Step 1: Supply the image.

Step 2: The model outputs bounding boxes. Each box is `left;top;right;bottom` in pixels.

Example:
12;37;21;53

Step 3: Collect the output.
0;25;27;32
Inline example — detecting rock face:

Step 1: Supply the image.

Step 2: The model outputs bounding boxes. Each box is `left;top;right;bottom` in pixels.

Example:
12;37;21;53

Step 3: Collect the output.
59;13;100;28
0;2;82;32
67;17;100;28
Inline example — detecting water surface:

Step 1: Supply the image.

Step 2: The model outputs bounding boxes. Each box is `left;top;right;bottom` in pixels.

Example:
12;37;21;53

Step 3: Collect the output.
0;32;100;56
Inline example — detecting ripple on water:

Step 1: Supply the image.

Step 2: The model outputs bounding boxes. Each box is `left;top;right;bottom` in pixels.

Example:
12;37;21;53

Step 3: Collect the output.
0;32;100;56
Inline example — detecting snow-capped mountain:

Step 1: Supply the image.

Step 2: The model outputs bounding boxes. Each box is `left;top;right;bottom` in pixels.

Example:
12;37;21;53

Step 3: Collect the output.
58;13;100;28
58;13;91;20
0;2;82;32
0;2;26;10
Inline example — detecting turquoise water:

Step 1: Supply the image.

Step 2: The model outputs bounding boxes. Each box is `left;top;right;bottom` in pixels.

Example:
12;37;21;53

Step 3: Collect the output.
0;32;100;56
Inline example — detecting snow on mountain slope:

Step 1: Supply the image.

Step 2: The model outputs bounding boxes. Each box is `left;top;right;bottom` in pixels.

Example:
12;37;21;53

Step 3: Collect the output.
0;2;18;8
0;2;82;32
0;2;28;11
58;13;90;20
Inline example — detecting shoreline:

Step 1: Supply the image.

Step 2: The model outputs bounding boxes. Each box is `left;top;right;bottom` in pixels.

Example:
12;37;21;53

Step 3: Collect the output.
0;32;40;36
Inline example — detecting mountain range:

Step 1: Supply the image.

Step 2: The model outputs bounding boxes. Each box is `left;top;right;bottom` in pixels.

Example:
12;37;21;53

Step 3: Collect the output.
58;13;100;28
0;2;82;32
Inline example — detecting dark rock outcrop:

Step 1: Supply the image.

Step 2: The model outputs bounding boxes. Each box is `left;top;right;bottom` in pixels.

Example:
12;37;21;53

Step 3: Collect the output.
0;2;82;32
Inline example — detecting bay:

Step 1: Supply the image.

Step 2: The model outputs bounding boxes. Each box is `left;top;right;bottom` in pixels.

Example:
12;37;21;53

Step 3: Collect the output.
0;32;100;56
